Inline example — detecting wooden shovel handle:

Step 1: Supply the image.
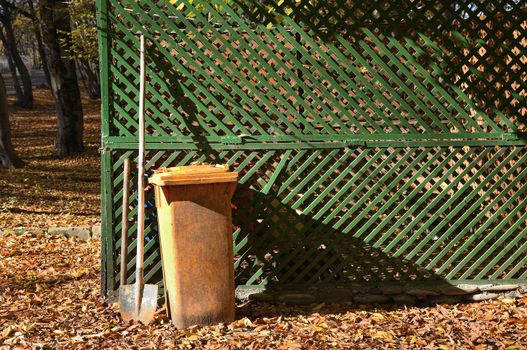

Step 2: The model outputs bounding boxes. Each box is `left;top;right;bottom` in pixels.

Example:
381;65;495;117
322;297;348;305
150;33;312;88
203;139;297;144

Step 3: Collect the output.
135;34;147;315
119;157;131;286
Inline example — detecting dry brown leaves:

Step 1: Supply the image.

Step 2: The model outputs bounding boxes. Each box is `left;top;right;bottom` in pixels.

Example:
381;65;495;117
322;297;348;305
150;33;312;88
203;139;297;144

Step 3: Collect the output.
1;232;526;349
0;90;100;229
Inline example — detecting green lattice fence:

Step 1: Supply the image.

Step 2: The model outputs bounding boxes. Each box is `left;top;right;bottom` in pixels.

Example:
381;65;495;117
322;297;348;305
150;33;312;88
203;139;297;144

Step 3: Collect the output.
97;0;527;296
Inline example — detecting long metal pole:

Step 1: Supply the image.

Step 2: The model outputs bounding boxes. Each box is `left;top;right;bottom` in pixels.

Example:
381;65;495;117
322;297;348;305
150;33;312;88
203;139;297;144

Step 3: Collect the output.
134;34;146;315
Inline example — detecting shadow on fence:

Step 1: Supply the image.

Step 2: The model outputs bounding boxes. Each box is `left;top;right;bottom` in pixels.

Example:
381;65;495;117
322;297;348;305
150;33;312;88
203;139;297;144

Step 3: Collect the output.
235;0;526;131
103;0;527;304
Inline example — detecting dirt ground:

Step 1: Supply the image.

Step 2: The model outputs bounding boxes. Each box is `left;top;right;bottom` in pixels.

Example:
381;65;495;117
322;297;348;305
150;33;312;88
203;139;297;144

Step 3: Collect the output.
0;90;100;229
1;232;526;349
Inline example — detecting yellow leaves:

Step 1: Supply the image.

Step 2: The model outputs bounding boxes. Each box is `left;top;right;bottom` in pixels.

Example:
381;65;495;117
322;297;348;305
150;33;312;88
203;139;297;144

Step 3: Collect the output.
280;340;303;349
195;3;206;12
236;317;254;327
435;326;447;335
312;324;328;333
169;0;231;16
3;231;527;349
213;3;224;12
372;330;395;344
0;322;36;345
410;335;427;346
71;269;83;278
370;313;385;322
1;325;14;339
186;334;200;341
437;345;455;350
265;4;276;14
500;298;516;305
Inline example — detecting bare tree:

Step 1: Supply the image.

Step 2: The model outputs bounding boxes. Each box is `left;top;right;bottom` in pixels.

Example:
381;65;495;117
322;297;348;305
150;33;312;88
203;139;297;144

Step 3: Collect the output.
40;0;83;156
0;74;23;168
65;0;100;99
26;0;51;86
0;0;33;108
0;30;24;101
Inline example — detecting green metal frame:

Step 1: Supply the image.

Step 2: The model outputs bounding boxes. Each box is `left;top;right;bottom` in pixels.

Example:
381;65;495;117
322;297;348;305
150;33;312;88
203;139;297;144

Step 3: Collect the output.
98;0;527;296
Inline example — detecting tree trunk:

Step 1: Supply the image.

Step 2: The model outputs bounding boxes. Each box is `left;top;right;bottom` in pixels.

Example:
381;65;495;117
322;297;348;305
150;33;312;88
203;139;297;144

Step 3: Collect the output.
0;29;24;104
78;59;100;99
40;0;84;157
0;75;24;169
27;0;51;87
0;3;33;108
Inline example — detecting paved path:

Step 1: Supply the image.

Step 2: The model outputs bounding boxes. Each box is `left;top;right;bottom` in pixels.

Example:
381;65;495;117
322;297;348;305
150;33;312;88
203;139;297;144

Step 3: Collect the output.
1;69;48;95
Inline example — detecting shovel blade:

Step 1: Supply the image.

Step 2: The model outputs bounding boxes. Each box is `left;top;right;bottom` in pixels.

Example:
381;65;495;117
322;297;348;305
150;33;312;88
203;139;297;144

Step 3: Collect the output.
119;284;158;325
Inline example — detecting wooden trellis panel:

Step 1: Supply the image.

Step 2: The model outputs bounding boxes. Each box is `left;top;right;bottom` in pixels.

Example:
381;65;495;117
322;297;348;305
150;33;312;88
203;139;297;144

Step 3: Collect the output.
97;0;527;295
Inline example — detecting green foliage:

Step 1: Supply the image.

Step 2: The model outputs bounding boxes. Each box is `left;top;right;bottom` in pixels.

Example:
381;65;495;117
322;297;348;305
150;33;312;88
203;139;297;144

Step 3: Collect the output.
58;0;98;63
11;15;35;57
169;0;232;19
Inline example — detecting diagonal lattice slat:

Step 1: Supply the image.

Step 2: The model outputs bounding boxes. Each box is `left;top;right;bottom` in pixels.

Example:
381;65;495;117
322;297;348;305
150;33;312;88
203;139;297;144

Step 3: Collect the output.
105;0;525;141
98;0;527;295
104;146;527;290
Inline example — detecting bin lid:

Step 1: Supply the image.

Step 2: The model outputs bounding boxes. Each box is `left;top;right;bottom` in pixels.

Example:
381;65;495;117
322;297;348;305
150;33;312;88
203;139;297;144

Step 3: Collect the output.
149;164;238;186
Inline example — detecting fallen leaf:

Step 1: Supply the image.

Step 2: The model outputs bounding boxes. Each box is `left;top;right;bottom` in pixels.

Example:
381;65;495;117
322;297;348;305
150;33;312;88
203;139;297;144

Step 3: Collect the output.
372;331;394;343
438;345;454;350
410;335;427;346
1;325;13;339
370;313;385;322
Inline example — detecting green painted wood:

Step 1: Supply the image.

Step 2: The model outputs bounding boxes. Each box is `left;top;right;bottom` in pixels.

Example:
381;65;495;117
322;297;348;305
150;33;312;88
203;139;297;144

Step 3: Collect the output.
341;149;433;236
99;0;527;295
441;176;527;278
492;233;527;279
387;148;506;256
459;207;527;280
244;150;395;282
285;20;420;135
357;149;453;243
95;0;110;140
475;213;527;279
419;151;527;268
288;148;450;277
302;149;370;215
290;149;356;210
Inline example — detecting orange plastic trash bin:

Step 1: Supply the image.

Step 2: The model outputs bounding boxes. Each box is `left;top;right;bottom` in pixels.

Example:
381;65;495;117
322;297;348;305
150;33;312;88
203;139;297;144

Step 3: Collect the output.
149;164;238;328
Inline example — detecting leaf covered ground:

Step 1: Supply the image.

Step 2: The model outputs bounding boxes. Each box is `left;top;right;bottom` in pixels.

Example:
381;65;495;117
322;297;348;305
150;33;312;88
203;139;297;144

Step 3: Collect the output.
0;90;100;229
1;90;527;349
1;232;526;349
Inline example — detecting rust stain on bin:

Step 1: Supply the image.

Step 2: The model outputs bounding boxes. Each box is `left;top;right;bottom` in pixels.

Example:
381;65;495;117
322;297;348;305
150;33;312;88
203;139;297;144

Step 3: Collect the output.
149;165;237;328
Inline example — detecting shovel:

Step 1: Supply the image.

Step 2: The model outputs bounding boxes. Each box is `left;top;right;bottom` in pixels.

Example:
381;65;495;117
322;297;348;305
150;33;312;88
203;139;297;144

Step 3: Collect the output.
118;157;131;310
119;34;158;325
